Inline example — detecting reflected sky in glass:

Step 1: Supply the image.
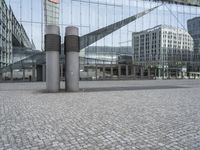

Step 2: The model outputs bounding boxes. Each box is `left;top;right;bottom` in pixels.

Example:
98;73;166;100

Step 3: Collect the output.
4;0;200;50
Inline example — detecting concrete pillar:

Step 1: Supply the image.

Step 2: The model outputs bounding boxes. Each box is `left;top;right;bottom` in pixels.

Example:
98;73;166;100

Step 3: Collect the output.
126;65;129;78
162;69;165;80
131;66;136;79
0;73;2;82
176;70;178;79
23;69;25;81
188;72;191;79
148;68;151;79
158;69;161;78
65;26;80;92
133;66;136;79
166;69;169;79
95;65;98;80
60;64;64;80
103;65;106;80
32;64;36;82
10;68;13;81
140;67;144;79
36;65;43;81
181;71;184;79
42;64;46;82
118;64;121;79
111;66;113;79
45;25;60;92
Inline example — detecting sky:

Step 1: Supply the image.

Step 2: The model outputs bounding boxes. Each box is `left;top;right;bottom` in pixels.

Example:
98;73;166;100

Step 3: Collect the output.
4;0;200;50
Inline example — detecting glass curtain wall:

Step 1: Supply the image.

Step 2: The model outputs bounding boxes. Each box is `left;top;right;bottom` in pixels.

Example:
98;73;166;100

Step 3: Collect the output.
1;0;200;79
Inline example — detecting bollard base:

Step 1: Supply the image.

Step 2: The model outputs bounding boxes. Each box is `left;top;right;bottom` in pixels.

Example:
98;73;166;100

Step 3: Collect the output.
65;52;79;92
46;51;60;93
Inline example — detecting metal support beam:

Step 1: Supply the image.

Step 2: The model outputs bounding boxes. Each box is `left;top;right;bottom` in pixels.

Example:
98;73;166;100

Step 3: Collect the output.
155;0;200;6
80;5;160;49
65;26;80;92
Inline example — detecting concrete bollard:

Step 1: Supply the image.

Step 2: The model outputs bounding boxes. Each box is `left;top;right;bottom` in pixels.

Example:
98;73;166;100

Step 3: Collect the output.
65;26;80;92
45;25;61;92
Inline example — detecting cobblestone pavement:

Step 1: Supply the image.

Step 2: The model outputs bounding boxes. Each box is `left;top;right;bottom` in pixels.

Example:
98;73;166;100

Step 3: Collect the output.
0;80;200;150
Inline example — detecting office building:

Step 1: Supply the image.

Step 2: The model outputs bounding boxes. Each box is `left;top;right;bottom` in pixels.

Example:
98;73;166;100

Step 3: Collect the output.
0;0;32;68
132;25;193;66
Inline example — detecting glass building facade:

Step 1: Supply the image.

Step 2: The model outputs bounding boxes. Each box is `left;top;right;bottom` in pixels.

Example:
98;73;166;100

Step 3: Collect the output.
3;0;200;58
44;0;60;25
0;0;200;80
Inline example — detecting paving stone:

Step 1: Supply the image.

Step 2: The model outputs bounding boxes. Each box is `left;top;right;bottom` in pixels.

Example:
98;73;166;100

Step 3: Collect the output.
0;80;200;149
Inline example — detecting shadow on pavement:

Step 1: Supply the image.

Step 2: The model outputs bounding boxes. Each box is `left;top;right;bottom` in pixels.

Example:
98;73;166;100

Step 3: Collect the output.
80;86;188;93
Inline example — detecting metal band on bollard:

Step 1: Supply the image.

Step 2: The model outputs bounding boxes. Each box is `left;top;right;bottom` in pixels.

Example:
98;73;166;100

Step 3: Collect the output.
64;35;80;53
45;34;61;52
45;25;61;93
